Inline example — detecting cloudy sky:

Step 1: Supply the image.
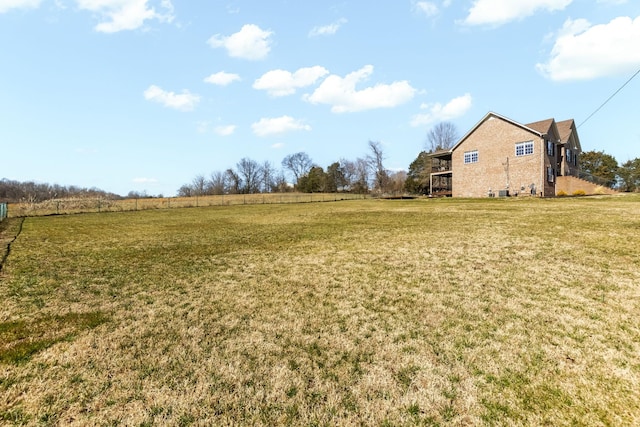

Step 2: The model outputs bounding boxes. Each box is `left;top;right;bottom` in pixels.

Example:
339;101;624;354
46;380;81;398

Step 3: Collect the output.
1;0;639;196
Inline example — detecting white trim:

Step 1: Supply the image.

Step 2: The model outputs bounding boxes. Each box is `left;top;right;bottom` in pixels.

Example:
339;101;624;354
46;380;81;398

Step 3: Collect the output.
515;141;534;157
464;150;478;164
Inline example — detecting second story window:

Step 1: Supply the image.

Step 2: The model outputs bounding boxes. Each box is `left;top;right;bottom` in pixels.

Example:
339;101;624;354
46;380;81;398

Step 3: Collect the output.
547;141;555;156
464;150;478;164
516;141;534;157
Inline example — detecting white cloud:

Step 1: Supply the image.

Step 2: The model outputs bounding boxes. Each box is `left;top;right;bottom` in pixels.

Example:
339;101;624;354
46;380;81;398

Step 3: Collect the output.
410;93;473;127
253;66;329;97
271;142;285;149
309;18;347;37
207;24;273;60
304;65;416;113
251;116;311;137
537;16;640;81
214;125;236;136
204;71;241;86
76;0;174;33
143;85;200;111
463;0;572;26
0;0;40;13
413;1;439;17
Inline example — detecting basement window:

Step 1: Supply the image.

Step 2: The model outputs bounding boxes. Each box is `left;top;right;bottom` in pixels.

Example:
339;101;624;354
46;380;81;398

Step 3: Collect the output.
464;150;478;164
516;141;534;157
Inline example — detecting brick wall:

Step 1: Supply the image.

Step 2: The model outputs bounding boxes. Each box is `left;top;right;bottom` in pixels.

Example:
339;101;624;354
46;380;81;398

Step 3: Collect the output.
555;176;618;195
452;116;550;197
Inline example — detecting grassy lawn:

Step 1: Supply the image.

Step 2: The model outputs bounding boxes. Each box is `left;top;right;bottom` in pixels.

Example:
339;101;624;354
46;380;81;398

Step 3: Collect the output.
1;196;639;425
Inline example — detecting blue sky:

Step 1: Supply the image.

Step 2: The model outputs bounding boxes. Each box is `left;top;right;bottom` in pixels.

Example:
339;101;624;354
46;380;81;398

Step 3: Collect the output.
1;0;639;197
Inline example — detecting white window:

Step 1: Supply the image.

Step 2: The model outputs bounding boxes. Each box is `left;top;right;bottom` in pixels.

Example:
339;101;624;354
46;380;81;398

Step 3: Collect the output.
566;149;572;164
464;150;478;164
516;141;534;157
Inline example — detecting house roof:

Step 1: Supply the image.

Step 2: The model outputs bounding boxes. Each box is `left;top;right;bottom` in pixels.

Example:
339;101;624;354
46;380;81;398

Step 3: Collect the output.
449;112;579;153
426;148;452;158
556;119;574;143
526;118;563;143
450;111;546;153
556;119;581;151
525;118;555;135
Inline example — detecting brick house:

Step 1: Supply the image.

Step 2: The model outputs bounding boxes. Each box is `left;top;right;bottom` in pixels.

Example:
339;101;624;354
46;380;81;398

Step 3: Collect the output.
428;112;582;197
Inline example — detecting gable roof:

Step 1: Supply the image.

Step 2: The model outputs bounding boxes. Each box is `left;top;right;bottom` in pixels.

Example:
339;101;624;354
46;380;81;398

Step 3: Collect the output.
526;118;562;143
557;119;581;151
526;118;555;135
556;119;574;142
450;111;546;153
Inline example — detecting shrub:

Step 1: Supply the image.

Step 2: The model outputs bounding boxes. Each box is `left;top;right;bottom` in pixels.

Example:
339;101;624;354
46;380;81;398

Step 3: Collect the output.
556;190;567;197
572;189;587;196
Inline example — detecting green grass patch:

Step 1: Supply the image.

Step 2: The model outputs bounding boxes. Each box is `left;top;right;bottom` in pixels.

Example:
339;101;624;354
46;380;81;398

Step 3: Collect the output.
0;312;109;364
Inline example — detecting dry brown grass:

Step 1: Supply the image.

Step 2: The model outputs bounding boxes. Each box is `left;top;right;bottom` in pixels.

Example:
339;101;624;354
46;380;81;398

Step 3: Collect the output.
0;195;639;425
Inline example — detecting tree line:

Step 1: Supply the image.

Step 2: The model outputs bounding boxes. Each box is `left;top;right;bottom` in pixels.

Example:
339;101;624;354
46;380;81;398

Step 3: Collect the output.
0;178;121;203
177;141;406;197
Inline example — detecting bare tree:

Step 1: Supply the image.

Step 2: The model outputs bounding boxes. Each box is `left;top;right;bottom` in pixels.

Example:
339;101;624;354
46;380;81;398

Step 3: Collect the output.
281;152;313;186
368;141;390;194
236;157;262;194
273;171;290;192
225;169;241;194
426;122;458;153
388;170;407;195
340;159;356;191
191;174;207;196
177;185;192;197
207;171;227;195
343;157;371;194
260;161;277;193
340;158;370;193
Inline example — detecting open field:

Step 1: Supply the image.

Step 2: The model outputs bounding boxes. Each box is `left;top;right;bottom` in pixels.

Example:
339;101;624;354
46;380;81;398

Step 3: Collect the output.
6;193;368;218
1;196;639;425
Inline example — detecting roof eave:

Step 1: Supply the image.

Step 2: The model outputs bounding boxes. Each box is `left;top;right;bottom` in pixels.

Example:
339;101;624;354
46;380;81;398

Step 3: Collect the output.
450;111;545;153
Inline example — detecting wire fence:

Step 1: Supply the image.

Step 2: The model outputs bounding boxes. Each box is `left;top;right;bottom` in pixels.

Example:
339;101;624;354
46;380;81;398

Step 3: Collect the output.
6;193;370;218
0;203;7;222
